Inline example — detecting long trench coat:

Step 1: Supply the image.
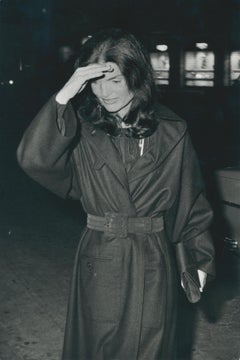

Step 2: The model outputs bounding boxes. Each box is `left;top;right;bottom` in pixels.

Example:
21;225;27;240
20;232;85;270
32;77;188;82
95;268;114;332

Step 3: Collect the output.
17;95;215;360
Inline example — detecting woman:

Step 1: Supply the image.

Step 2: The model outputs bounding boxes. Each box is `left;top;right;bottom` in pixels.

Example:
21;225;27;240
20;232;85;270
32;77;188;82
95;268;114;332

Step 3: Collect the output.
17;28;215;359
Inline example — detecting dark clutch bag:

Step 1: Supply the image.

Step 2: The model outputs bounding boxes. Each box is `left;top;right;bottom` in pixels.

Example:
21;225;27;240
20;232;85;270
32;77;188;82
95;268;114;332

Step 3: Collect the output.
175;241;201;303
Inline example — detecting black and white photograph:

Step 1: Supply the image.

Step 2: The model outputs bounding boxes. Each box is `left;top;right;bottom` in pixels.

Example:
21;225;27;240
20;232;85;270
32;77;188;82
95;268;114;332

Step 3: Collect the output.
0;1;240;359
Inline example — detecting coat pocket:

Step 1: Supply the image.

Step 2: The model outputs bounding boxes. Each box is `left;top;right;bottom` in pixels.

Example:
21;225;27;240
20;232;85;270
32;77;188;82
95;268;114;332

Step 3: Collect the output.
93;157;105;170
141;239;167;329
142;262;167;329
80;245;121;323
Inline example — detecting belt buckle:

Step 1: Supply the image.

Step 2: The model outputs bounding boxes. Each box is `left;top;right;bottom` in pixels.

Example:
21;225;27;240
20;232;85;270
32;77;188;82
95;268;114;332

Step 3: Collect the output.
105;213;128;238
144;217;152;232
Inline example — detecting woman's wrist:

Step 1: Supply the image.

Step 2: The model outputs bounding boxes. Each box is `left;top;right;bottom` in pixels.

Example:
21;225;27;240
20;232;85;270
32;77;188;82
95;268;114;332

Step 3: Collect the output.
197;269;207;292
55;90;70;105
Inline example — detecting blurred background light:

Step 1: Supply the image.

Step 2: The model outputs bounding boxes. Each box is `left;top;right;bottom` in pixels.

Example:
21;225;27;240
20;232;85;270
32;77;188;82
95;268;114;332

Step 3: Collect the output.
156;44;168;52
196;42;208;50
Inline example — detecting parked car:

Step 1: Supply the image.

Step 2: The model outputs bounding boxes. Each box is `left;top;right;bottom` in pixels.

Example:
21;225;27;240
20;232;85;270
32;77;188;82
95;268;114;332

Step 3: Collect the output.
214;166;240;255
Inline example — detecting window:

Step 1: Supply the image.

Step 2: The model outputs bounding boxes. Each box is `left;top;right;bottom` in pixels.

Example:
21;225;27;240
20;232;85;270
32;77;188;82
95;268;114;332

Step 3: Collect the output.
184;51;215;87
230;51;240;85
150;52;170;85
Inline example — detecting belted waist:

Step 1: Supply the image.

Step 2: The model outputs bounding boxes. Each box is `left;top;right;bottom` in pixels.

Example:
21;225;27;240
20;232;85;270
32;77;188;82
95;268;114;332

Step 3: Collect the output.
87;213;164;238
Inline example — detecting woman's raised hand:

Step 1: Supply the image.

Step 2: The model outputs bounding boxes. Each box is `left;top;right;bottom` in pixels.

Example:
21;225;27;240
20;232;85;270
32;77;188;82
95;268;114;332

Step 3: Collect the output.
55;63;112;104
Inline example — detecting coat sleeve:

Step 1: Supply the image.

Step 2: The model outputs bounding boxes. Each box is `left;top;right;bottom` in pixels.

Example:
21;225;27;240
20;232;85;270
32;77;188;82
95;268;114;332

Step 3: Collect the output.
172;130;215;278
16;95;80;199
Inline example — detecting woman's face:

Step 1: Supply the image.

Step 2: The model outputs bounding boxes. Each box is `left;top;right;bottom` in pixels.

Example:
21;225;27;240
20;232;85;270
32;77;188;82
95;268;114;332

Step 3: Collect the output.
91;62;134;118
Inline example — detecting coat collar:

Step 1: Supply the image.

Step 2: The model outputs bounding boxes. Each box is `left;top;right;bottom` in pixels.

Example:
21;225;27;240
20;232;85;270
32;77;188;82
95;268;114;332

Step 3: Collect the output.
80;104;187;186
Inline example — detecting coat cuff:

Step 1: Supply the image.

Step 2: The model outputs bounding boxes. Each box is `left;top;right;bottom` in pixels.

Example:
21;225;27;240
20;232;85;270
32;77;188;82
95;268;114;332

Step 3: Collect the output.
55;98;77;137
185;230;216;279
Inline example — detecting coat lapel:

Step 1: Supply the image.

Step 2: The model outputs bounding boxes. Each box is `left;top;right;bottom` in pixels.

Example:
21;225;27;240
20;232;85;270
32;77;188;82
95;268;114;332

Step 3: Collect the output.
128;105;187;183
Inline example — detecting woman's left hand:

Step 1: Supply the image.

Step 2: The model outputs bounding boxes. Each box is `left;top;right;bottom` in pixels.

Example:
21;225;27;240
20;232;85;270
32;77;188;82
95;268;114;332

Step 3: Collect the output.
197;269;207;292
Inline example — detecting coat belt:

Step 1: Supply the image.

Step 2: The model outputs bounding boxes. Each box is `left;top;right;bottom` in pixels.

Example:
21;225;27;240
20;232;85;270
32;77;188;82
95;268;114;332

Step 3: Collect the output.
87;213;164;238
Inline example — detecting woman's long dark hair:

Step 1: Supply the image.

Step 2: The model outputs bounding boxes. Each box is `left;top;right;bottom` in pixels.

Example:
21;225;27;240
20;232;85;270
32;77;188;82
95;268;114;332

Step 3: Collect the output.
75;28;158;138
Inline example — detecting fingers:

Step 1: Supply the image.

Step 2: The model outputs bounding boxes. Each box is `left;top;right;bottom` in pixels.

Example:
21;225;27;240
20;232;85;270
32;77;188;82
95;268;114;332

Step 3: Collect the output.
69;63;112;87
56;63;113;104
75;63;113;76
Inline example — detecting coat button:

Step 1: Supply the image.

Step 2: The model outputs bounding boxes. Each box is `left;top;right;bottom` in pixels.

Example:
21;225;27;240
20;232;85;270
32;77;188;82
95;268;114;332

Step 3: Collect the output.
87;261;93;271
